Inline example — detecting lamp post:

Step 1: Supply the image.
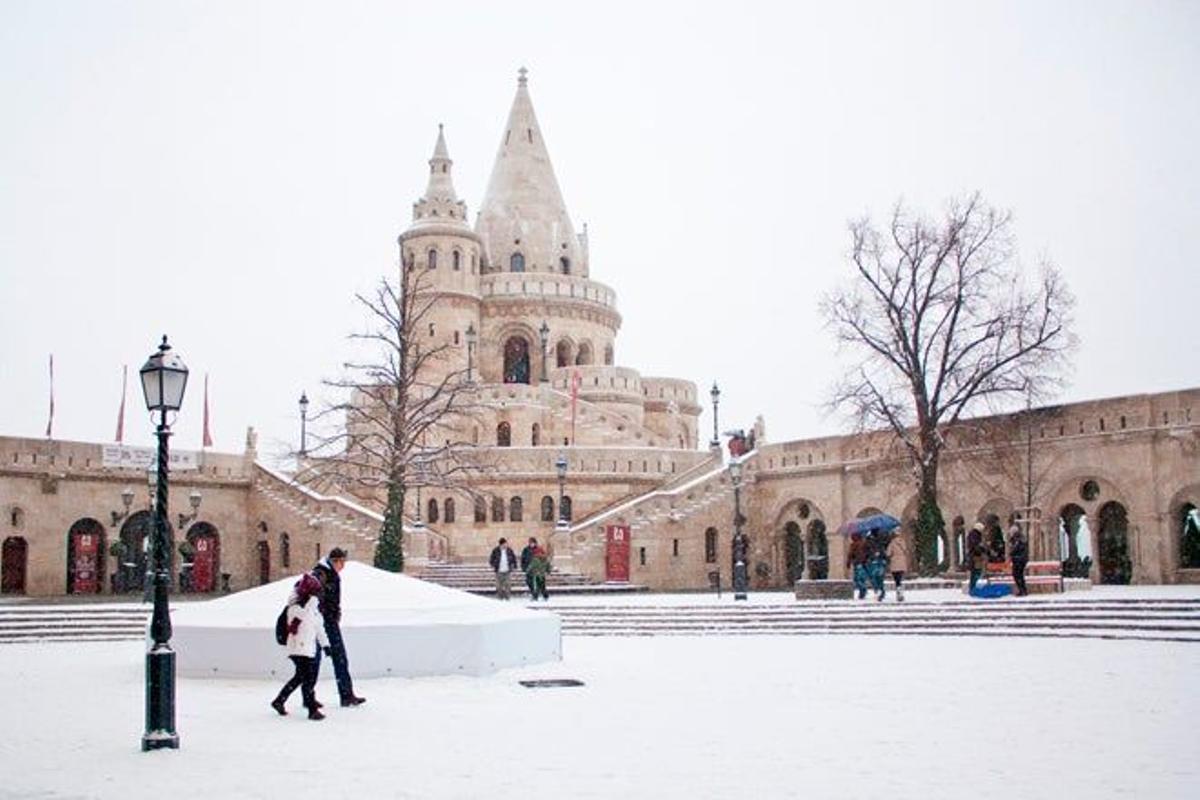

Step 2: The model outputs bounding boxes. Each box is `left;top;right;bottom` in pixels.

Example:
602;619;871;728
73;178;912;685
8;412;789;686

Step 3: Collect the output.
177;490;203;530
710;382;721;448
138;335;188;751
555;454;569;531
539;320;550;383
465;324;477;383
298;391;309;456
729;460;748;601
111;487;135;527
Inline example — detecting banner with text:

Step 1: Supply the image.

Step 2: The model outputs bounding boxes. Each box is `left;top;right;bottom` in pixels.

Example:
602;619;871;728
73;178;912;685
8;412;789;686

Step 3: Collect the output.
102;445;199;471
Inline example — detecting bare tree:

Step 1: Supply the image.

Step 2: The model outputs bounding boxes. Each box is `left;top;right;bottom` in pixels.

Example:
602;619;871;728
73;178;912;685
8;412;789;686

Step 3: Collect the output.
822;193;1076;574
302;261;485;571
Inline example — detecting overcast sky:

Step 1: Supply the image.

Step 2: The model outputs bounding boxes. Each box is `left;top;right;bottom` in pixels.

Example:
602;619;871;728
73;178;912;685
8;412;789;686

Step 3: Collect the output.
2;0;1198;464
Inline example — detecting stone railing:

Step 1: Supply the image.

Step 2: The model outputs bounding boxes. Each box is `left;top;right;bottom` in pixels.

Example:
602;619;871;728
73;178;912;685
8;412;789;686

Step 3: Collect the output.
480;274;618;309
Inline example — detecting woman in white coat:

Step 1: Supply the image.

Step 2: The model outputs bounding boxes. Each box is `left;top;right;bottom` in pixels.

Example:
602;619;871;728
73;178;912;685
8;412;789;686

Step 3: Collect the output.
271;572;330;720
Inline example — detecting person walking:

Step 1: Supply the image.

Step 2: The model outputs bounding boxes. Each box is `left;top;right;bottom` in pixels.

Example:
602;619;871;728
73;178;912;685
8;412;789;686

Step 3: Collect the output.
887;532;910;602
527;544;551;601
866;530;889;601
1009;523;1030;597
846;531;869;600
271;572;329;720
520;537;538;598
489;537;518;600
313;547;366;707
967;522;986;594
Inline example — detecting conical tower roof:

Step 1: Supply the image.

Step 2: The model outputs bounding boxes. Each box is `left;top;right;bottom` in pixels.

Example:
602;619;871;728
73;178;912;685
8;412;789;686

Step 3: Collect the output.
476;68;586;276
410;124;469;230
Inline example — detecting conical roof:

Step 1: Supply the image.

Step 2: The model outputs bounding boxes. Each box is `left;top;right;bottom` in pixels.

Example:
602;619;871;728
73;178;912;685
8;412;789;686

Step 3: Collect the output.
410;124;469;230
476;69;585;276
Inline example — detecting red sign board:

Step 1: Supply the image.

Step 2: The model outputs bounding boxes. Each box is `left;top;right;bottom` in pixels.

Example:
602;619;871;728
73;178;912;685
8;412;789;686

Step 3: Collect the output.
72;531;99;594
605;524;631;583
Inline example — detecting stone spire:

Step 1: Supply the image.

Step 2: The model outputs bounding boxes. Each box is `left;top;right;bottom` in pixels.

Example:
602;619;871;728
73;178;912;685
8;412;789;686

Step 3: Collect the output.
412;124;468;228
476;68;586;276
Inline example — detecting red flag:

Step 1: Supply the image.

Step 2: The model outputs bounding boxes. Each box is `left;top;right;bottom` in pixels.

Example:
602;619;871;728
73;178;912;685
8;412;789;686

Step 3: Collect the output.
115;365;127;443
569;369;582;445
202;373;213;448
45;354;54;439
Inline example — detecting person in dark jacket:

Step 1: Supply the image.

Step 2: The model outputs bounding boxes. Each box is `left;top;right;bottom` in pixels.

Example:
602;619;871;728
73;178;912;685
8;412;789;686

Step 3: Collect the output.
966;522;986;594
1008;524;1030;596
520;537;538;598
846;532;869;599
489;537;518;600
313;548;365;707
865;530;889;601
527;545;551;600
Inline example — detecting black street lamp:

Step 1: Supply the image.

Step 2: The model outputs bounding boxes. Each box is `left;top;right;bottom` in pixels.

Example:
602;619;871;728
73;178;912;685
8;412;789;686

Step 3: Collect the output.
729;459;748;601
710;381;721;448
555;454;569;531
138;335;189;751
538;320;550;383
465;324;477;383
298;391;309;456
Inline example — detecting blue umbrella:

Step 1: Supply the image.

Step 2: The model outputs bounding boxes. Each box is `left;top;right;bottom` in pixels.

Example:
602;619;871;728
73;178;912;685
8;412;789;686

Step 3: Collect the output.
837;513;901;536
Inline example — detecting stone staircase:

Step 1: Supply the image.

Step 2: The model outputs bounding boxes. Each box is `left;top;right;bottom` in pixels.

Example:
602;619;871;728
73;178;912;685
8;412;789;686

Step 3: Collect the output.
413;561;646;596
3;597;1198;644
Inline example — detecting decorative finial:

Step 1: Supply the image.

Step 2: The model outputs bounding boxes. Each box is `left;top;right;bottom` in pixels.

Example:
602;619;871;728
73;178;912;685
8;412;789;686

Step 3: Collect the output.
438;122;443;131
518;66;528;86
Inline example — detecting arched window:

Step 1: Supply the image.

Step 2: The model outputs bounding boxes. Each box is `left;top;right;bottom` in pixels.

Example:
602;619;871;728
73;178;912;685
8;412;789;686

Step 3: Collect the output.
474;497;487;524
576;342;593;365
510;252;525;272
560;256;570;274
471;252;477;273
603;343;613;365
556;340;571;368
705;528;718;563
1181;503;1200;568
427;498;439;524
491;497;505;522
427;249;437;269
1098;501;1132;585
497;421;512;447
444;498;456;523
561;495;573;522
280;533;290;569
10;507;23;528
510;497;523;522
452;250;461;270
531;423;540;446
503;337;531;384
541;496;555;522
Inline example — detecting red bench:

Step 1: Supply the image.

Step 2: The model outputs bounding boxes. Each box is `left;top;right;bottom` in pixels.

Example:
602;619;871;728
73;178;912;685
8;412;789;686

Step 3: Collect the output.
984;560;1063;594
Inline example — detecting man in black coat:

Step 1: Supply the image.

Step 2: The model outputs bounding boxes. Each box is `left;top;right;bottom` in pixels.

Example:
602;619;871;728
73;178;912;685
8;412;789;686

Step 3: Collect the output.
489;537;518;600
1008;524;1030;596
519;537;538;598
313;547;365;707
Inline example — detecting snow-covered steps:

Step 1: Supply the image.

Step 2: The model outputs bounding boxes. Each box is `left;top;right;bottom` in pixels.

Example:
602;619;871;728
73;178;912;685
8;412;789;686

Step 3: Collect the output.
413;561;647;595
545;598;1200;642
0;606;149;643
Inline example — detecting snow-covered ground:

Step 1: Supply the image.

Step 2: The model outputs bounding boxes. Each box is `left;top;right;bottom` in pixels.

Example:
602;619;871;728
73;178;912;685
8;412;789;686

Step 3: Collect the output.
1;596;1197;800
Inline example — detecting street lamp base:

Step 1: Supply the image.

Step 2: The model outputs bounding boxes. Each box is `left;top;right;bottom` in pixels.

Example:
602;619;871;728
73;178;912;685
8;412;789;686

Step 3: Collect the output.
734;592;747;601
142;730;180;751
143;646;178;751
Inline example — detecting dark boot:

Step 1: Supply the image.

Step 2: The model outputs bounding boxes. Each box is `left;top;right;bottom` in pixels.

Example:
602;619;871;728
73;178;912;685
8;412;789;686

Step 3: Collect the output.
270;695;288;716
340;695;366;707
307;706;325;721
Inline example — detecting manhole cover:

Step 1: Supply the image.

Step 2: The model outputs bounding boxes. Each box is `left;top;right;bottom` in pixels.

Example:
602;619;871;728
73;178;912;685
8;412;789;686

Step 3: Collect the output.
519;679;585;689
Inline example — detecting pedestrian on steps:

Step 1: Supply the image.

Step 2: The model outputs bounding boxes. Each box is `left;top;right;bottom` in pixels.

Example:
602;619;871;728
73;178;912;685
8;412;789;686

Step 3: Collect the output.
846;532;869;600
887;532;909;602
1009;524;1029;597
489;537;518;600
520;537;538;598
527;544;551;600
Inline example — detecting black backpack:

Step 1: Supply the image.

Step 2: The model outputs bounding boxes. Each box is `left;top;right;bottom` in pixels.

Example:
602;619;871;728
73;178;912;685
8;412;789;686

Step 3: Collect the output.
274;606;289;646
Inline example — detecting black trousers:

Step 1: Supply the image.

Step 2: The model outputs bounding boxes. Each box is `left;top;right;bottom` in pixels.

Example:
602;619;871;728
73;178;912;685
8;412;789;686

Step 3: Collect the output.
1012;559;1028;595
278;655;319;708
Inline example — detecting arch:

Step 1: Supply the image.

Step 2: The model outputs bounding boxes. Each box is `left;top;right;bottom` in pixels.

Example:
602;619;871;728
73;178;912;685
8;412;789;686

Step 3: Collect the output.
856;506;885;518
556;339;572;368
2;536;28;594
444;498;456;524
117;510;170;594
783;521;804;584
503;337;531;384
575;341;593;366
491;496;505;523
66;517;106;594
497;421;512;447
427;498;439;524
1058;503;1092;577
603;343;613;366
256;540;270;585
474;497;487;524
427;248;438;269
510;252;525;272
1097;501;1132;585
705;527;719;563
510;496;524;522
280;532;291;569
560;256;571;274
561;495;573;522
531;423;541;447
807;519;829;579
9;506;24;528
452;250;462;271
185;522;221;593
541;496;555;522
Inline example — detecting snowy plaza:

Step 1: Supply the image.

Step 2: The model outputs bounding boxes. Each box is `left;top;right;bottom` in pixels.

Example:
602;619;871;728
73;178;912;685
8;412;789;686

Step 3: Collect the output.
1;586;1198;800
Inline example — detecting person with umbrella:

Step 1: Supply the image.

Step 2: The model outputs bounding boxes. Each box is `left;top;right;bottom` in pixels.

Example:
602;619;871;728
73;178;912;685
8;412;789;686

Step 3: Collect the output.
865;529;889;601
845;531;869;599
